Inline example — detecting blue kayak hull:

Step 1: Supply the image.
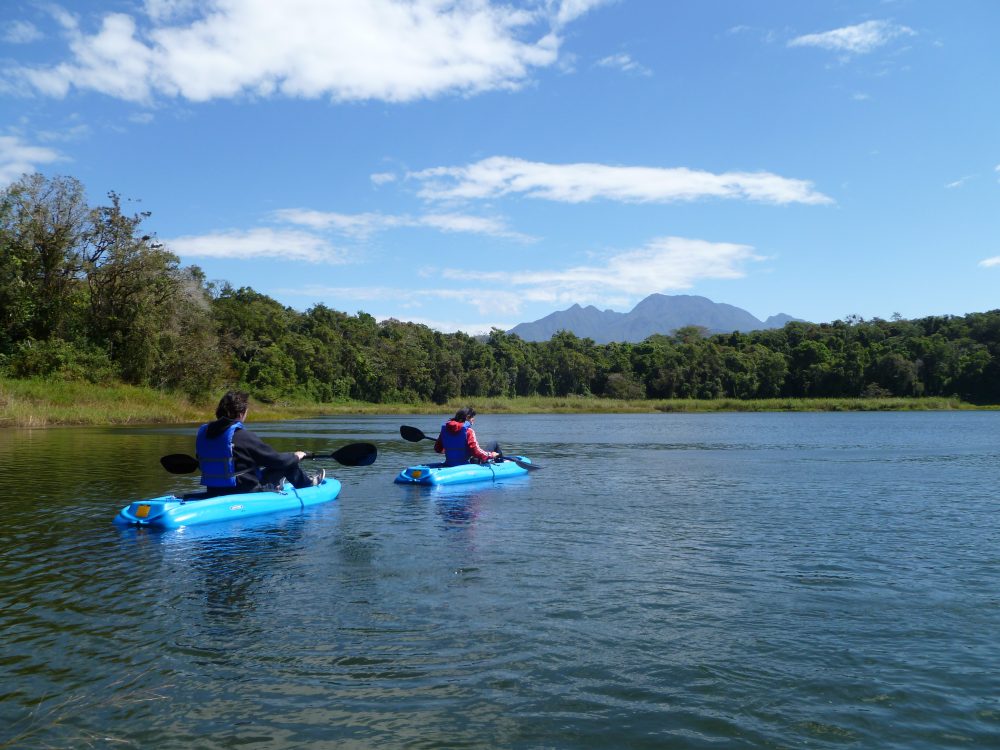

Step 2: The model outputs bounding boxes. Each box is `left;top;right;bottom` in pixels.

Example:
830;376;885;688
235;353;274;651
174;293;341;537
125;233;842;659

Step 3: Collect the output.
113;478;342;529
394;458;530;486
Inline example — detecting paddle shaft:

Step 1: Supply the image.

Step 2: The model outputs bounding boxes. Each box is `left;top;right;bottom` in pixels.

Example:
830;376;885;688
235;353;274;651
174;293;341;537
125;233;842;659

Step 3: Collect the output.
161;442;377;474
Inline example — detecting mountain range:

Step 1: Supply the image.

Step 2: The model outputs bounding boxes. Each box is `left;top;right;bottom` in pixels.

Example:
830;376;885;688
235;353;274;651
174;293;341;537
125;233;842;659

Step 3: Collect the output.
507;294;801;343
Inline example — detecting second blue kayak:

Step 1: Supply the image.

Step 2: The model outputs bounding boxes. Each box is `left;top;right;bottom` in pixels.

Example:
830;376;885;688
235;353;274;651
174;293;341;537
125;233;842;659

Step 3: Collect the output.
394;458;531;486
114;478;342;529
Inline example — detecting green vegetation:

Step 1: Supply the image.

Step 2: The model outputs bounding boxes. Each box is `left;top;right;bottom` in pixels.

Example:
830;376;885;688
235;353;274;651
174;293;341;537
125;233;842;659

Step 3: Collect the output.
0;378;202;427
652;396;976;412
3;173;1000;427
0;378;981;428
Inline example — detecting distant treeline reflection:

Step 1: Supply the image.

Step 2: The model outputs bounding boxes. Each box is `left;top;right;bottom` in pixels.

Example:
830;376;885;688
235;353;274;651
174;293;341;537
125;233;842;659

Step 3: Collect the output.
3;173;998;404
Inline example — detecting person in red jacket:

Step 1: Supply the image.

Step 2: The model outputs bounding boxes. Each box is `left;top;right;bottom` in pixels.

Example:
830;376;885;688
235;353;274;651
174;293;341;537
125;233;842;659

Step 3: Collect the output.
434;407;499;466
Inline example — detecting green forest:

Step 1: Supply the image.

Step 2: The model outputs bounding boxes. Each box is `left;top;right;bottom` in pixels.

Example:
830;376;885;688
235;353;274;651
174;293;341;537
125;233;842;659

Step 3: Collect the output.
3;173;1000;405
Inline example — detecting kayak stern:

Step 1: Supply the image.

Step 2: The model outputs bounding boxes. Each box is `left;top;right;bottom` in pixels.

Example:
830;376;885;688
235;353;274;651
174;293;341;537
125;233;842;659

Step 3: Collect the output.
115;495;180;526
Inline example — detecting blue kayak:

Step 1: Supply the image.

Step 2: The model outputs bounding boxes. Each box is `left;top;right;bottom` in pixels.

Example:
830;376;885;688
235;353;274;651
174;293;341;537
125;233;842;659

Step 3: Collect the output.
394;457;531;486
113;478;342;529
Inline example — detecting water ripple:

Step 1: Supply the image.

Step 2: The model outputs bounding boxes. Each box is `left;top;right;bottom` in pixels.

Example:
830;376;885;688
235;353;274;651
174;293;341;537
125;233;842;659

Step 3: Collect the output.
3;414;1000;748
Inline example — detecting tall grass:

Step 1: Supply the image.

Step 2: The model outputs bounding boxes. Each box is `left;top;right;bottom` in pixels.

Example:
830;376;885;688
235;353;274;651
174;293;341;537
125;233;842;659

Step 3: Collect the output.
0;378;438;427
444;395;978;413
650;396;976;412
0;378;205;427
0;378;984;428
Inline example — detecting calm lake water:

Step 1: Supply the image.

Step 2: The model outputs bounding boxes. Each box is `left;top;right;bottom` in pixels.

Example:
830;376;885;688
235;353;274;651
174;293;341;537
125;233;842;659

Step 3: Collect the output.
2;412;999;749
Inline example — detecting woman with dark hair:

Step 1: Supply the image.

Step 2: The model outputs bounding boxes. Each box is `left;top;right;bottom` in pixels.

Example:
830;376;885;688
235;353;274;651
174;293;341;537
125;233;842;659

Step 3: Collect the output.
196;390;324;496
433;406;499;467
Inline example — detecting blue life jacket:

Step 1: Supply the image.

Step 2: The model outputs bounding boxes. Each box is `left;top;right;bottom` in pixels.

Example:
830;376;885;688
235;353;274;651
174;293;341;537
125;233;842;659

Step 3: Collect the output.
440;421;472;466
196;421;243;487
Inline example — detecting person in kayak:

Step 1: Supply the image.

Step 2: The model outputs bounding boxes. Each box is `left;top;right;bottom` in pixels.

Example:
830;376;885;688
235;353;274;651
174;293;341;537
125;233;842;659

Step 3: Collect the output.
197;390;324;496
434;407;500;467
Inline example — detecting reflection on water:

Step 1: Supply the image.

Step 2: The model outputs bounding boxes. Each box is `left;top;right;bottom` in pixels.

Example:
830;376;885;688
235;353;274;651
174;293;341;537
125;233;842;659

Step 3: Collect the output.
435;493;482;529
404;484;490;531
2;413;1000;748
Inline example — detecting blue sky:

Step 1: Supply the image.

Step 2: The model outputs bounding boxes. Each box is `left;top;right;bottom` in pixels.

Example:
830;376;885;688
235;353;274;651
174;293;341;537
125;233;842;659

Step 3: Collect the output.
2;0;998;335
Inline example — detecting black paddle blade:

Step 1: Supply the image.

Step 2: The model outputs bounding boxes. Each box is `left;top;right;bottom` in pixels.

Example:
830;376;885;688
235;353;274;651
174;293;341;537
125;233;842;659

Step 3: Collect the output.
161;453;200;474
488;442;540;471
329;442;378;466
499;455;541;471
400;425;433;442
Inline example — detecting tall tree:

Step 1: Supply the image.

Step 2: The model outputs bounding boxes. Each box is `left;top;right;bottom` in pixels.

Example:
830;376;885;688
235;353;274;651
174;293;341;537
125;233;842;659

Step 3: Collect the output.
84;193;184;383
0;174;90;344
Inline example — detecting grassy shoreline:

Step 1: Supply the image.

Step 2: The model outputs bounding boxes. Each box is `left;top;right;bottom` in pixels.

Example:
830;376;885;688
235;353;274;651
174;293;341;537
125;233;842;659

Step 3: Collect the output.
0;378;990;428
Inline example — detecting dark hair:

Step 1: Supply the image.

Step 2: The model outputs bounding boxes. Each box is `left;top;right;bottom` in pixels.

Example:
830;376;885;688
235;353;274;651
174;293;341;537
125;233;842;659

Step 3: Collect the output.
216;390;250;420
452;406;476;422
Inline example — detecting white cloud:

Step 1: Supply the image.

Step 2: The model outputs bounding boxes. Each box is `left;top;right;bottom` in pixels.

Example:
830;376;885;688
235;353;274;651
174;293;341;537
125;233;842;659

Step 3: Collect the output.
400;318;517;336
166;227;346;263
596;53;651;76
18;13;157;100
430;288;529;316
440;236;763;311
289;283;523;325
554;0;614;26
381;315;513;336
945;176;973;189
0;135;64;186
3;20;43;44
169;204;534;269
273;209;393;236
979;257;1000;268
273;208;534;241
282;234;757;325
370;172;397;186
410;156;833;205
727;25;778;44
143;0;202;23
788;20;915;55
420;212;535;241
36;122;91;142
10;0;575;104
293;284;402;302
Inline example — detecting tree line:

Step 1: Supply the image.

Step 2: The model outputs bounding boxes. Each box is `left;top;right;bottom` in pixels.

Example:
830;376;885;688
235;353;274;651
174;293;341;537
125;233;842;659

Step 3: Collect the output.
3;173;999;404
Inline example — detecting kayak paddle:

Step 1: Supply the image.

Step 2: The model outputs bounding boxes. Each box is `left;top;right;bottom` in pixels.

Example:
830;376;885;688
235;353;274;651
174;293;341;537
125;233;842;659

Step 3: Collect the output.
490;445;540;471
160;453;201;474
398;425;540;470
309;442;379;466
160;442;378;474
399;425;436;442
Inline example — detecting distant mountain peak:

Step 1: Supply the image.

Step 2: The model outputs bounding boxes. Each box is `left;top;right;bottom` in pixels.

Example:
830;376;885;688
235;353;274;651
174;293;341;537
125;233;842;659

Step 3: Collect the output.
508;294;804;343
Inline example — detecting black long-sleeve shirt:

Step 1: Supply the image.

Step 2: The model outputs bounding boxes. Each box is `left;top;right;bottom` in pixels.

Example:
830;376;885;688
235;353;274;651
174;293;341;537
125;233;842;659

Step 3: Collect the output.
201;417;306;495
